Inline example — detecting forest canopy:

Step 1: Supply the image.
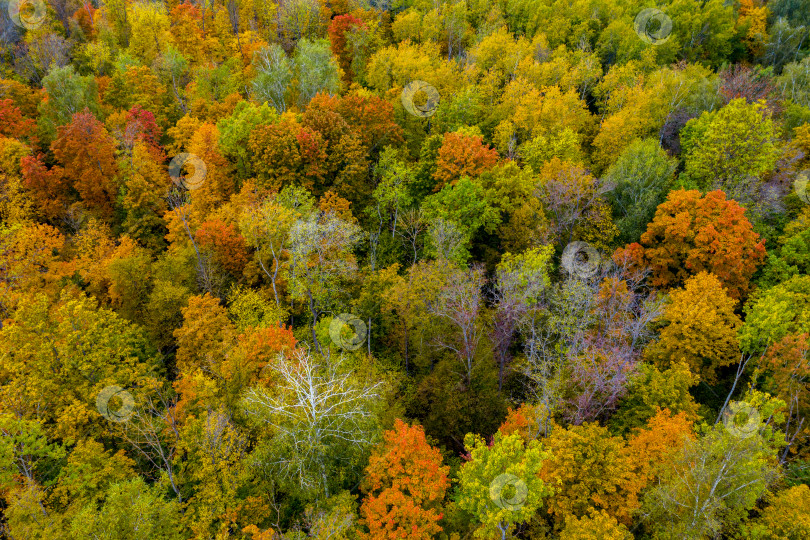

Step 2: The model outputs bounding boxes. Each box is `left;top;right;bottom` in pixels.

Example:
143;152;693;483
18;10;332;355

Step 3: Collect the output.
1;0;810;538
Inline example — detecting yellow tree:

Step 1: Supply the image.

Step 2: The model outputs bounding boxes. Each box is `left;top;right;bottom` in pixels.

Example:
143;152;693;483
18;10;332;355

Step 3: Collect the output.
645;272;742;384
539;422;640;528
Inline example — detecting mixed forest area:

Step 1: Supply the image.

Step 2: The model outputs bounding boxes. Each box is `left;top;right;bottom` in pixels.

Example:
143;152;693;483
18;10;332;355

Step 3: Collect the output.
2;0;810;538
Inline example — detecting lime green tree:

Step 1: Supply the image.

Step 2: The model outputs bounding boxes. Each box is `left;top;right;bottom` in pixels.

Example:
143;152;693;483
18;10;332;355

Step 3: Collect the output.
456;431;552;539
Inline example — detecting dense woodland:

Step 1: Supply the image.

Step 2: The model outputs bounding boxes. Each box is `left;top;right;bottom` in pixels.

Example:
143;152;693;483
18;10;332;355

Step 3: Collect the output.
1;0;810;538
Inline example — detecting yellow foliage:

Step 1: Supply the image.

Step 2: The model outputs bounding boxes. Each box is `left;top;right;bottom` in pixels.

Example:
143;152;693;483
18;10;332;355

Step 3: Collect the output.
645;272;741;384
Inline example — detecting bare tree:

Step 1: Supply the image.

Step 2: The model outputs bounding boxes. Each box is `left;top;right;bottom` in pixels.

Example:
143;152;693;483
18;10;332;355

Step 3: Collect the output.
425;264;486;380
396;208;427;265
241;349;382;499
119;387;184;503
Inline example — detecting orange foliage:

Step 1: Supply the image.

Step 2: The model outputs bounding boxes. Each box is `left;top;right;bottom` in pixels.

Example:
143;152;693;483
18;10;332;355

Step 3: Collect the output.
628;189;766;300
625;408;694;488
0;99;35;141
433;132;499;190
360;419;449;539
20;154;69;221
51;110;120;219
195;219;250;276
328;14;366;83
318;190;356;223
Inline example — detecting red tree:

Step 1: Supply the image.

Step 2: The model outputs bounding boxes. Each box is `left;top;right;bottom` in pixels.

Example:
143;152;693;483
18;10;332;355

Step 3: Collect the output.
0;99;35;140
328;14;366;83
21;155;69;221
50;110;120;219
195;219;250;276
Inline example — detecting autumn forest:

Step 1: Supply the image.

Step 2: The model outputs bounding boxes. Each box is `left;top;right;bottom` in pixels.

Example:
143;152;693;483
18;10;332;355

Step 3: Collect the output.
1;0;810;538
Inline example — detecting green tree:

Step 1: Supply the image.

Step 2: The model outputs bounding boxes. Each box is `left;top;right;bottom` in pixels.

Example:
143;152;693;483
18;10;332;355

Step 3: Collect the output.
240;350;382;500
69;477;185;539
739;275;810;353
37;66;99;142
251;44;294;113
294;38;342;109
640;393;785;539
456;430;552;539
604;138;676;244
681;99;779;200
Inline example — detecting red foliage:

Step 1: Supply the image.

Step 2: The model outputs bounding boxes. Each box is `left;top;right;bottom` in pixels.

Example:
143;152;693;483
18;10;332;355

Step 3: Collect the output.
0;98;36;140
21;154;69;220
328;14;366;82
51;110;119;219
126;105;164;161
195;219;250;276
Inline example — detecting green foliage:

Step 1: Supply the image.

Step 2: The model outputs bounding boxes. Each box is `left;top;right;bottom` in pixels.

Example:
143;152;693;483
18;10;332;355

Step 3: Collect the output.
37;66;99;141
69;477;185;539
456;430;552;539
681;99;779;199
604;138;676;244
217;100;278;178
740;275;810;353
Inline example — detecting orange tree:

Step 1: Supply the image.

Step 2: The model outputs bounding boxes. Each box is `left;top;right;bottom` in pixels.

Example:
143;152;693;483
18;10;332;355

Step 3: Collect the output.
618;189;766;300
359;419;449;539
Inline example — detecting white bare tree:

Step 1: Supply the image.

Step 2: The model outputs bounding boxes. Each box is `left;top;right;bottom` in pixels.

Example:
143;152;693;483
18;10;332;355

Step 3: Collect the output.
240;349;382;499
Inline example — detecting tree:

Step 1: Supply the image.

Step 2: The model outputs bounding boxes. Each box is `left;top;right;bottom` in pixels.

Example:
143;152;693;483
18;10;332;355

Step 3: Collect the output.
68;477;185;539
623;189;766;300
421;177;501;264
217;100;277;178
645;272;742;384
609;362;700;435
49;438;136;515
432;131;499;190
50;110;120;219
424;264;486;380
37;65;98;142
456;430;552;539
560;508;633;540
739;275;810;353
240;349;382;500
20;154;70;221
251;44;294;113
491;246;554;390
195;219;249;278
539;422;641;528
127;0;171;65
0;292;161;440
328;14;367;84
238;193;297;310
756;333;810;457
604;138;676;244
535;157;612;246
294;38;342;109
0;99;36;140
640;393;784;539
681;98;780;201
742;484;810;539
359;419;449;539
173;292;236;374
286;207;364;350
